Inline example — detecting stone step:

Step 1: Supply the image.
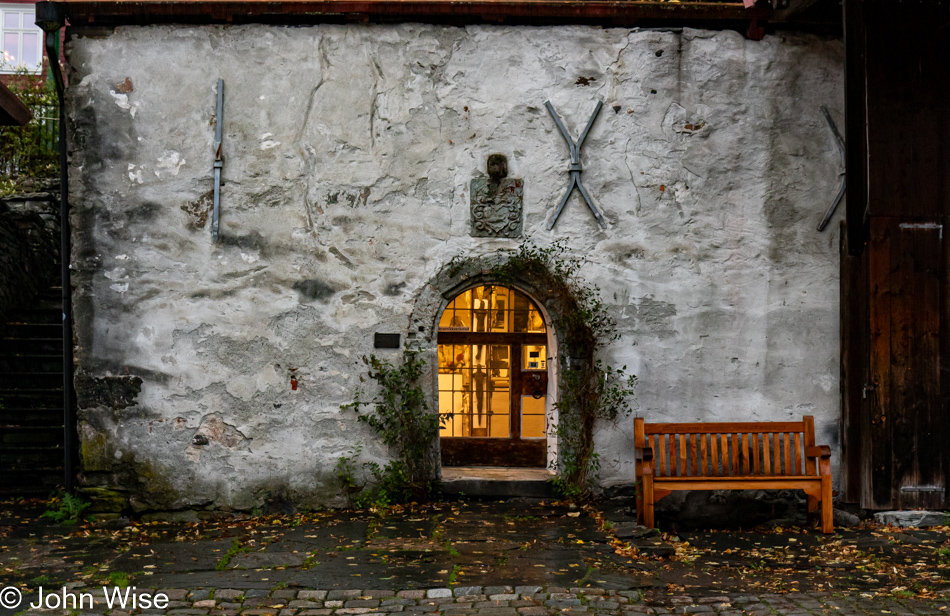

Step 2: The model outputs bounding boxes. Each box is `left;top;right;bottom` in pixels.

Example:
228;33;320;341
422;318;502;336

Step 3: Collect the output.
0;371;64;389
4;307;63;324
0;337;63;354
439;466;556;498
0;353;63;373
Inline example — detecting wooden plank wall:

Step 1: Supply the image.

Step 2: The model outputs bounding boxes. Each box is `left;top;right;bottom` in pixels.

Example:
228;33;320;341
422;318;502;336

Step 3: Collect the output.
843;0;950;509
839;221;867;504
842;0;866;255
864;3;950;219
866;219;946;509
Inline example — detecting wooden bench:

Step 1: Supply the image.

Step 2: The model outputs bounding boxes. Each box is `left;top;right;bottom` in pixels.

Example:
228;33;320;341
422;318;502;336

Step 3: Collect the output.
634;416;833;533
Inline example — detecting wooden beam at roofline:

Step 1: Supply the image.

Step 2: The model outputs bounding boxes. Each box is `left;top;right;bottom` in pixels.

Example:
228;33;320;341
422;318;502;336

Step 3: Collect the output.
0;82;33;127
769;0;821;21
59;0;775;26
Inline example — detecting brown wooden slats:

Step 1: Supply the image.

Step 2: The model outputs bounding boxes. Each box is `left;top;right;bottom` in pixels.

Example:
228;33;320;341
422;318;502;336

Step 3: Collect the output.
720;434;730;476
644;421;807;435
792;432;801;475
666;434;675;477
667;434;672;477
649;427;815;478
678;433;687;477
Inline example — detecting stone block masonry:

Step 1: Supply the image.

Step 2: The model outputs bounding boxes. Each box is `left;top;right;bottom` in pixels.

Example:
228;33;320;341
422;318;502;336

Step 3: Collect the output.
64;24;844;510
0;192;59;320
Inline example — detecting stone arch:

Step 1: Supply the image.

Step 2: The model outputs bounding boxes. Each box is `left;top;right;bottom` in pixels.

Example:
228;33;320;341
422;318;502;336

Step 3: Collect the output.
408;253;592;473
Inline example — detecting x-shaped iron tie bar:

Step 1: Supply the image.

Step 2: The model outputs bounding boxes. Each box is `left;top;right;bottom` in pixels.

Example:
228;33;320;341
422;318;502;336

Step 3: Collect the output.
817;105;846;232
545;100;607;230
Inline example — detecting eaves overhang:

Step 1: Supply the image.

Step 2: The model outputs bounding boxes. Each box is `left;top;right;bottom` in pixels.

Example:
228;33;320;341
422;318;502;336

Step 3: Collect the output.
59;0;790;27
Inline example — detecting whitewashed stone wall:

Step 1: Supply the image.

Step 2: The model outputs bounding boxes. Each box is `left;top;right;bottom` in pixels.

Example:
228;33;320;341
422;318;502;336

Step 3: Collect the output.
65;23;844;511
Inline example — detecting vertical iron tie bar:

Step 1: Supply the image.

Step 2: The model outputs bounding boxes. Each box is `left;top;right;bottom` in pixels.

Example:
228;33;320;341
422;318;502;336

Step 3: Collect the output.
212;79;224;242
817;105;846;232
545;100;607;230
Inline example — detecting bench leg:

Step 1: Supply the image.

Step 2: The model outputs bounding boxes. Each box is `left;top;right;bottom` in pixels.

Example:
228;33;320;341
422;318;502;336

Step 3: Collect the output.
635;482;644;526
643;475;655;530
820;475;833;534
804;485;819;528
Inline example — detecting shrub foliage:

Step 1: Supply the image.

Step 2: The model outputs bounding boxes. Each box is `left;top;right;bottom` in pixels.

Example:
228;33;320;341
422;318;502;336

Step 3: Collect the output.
1;70;59;196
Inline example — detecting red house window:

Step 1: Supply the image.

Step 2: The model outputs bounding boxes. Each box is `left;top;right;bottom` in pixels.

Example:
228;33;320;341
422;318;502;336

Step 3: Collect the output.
1;4;43;73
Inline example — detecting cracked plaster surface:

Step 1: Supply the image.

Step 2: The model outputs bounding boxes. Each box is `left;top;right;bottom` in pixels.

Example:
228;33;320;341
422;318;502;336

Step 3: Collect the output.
65;24;844;509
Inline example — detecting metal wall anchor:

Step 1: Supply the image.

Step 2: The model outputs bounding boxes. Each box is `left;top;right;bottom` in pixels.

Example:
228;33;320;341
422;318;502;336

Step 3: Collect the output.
817;105;846;232
545;100;607;230
212;78;224;243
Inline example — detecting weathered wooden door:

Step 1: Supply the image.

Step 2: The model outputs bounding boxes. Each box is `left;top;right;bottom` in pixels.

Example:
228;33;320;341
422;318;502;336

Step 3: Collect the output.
847;218;949;509
840;1;950;510
437;285;550;468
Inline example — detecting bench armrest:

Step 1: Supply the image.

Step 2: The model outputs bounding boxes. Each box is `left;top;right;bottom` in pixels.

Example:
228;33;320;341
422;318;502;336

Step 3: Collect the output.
805;444;832;477
635;446;654;476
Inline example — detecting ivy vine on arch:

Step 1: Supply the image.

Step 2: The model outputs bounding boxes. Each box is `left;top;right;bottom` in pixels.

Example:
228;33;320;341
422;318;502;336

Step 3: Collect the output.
422;240;637;499
341;240;637;505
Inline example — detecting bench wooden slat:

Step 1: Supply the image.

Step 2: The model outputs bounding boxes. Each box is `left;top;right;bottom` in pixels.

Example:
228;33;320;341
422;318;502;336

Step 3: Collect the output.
699;434;707;477
658;434;667;476
678;433;687;477
662;435;668;475
644;421;806;434
670;434;676;476
720;434;730;476
689;434;698;476
792;432;801;475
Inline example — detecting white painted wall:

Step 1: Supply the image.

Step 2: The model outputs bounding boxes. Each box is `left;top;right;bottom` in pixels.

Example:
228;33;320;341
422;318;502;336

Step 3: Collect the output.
66;24;844;510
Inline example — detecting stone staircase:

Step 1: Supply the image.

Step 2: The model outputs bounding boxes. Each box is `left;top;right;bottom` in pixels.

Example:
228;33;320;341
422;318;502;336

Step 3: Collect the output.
0;278;65;497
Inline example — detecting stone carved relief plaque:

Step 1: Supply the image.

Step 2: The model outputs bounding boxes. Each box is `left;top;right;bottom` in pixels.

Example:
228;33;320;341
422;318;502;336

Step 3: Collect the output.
470;154;523;238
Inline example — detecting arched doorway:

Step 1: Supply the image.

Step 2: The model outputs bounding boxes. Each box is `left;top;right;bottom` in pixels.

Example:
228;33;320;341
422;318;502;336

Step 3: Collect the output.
437;284;551;468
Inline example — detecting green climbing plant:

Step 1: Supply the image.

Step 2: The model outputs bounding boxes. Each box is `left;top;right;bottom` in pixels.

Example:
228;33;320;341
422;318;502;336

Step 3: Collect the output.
340;350;446;507
0;69;59;197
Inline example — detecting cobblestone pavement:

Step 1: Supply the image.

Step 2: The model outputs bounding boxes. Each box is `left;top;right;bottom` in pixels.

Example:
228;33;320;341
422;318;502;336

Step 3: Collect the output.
6;586;950;616
2;499;948;616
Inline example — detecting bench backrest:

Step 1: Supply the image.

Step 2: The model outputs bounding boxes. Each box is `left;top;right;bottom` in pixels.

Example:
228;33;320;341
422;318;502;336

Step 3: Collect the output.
634;416;819;478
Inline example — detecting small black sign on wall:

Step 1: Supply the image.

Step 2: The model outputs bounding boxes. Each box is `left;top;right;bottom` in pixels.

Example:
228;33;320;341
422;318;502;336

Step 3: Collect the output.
374;333;401;349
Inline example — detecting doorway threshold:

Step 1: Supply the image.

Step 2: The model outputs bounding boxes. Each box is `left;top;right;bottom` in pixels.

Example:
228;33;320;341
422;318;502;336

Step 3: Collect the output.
440;466;555;498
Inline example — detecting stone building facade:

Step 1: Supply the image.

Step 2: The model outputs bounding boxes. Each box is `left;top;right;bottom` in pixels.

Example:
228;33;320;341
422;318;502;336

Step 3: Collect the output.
65;23;844;512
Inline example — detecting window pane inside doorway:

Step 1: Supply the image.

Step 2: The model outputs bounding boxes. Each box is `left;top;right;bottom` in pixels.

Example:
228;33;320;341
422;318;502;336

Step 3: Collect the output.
438;344;509;437
438;285;546;334
521;395;546;438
